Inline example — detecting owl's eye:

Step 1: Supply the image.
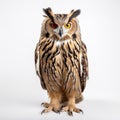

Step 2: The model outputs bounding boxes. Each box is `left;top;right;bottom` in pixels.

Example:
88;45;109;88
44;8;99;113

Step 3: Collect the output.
50;22;58;29
64;23;71;29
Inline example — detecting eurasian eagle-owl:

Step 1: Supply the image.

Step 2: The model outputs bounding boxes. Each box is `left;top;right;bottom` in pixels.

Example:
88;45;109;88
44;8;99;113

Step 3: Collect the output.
35;8;89;116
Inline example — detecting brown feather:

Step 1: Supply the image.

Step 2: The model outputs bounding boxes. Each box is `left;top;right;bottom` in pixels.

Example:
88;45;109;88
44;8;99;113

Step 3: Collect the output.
35;8;89;115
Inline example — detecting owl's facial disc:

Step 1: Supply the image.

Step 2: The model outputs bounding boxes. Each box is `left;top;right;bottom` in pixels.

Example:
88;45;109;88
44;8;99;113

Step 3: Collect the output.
53;26;65;38
50;22;63;37
53;25;71;38
50;21;72;38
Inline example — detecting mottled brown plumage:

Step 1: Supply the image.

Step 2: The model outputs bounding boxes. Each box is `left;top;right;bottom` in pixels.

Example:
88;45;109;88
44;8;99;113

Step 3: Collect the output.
35;7;89;116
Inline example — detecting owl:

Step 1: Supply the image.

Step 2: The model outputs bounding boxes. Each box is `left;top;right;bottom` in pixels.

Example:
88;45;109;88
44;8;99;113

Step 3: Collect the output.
35;8;89;116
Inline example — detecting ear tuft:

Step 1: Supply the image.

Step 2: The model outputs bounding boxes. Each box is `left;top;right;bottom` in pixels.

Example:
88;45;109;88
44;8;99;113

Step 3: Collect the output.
70;9;74;13
69;9;81;22
72;9;81;17
43;7;54;22
43;7;52;14
43;15;47;17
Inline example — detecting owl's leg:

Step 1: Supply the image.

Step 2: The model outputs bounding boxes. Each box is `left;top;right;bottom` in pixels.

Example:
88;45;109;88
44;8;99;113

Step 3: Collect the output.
62;95;83;116
41;92;62;114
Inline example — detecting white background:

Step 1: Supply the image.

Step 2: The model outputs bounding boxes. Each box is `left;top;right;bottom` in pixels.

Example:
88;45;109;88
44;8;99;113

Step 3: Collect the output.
0;0;120;120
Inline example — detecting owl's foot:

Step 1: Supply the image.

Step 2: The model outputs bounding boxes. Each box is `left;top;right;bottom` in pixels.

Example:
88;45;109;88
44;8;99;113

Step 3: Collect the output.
41;102;61;114
62;105;83;116
41;102;50;108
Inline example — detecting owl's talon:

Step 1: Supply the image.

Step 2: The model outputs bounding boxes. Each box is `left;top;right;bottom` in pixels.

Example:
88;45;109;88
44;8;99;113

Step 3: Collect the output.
41;102;45;106
68;110;73;116
41;101;61;114
73;108;83;114
60;105;63;111
80;109;83;114
62;105;83;116
53;109;60;113
41;106;53;114
74;109;84;114
41;109;45;115
41;102;49;108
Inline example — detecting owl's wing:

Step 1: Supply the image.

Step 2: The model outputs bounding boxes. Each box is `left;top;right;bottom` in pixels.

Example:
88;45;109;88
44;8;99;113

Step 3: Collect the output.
35;42;46;89
80;41;89;92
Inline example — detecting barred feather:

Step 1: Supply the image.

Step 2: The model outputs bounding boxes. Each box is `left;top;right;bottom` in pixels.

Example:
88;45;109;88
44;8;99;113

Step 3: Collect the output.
35;8;89;109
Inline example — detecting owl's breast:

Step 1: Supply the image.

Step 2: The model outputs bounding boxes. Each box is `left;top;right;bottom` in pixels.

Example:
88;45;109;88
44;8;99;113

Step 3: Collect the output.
39;38;81;91
40;39;70;61
40;38;80;64
54;39;71;47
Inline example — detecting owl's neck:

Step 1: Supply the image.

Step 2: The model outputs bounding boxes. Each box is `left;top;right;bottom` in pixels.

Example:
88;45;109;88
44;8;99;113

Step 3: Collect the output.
50;34;71;41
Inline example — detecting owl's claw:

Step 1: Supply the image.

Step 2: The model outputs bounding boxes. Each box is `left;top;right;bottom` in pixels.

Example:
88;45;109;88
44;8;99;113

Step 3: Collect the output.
74;108;83;114
53;109;60;113
41;106;53;114
62;106;83;116
41;102;61;114
41;109;46;114
68;110;73;116
41;102;49;108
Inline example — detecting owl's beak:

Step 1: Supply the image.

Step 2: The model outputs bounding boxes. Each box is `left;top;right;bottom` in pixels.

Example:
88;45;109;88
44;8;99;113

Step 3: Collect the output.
58;27;63;37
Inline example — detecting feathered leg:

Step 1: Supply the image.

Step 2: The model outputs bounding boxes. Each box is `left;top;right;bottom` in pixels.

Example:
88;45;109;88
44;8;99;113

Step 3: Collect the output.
41;92;62;114
62;93;83;116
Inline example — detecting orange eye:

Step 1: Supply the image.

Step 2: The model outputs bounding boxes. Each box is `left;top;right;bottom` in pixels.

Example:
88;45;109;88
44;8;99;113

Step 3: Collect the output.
50;22;58;29
64;23;71;29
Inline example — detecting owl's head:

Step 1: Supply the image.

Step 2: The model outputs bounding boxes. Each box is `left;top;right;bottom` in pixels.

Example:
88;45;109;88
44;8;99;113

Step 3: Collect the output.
42;8;81;40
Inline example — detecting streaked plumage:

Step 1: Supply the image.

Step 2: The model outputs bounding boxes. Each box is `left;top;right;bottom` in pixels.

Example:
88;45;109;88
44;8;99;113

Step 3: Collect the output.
35;8;89;116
